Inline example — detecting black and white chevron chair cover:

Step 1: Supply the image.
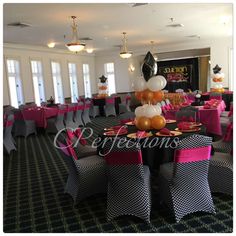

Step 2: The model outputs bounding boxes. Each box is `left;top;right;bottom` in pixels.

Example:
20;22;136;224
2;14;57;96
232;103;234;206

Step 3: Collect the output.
4;114;17;155
104;97;116;117
67;129;97;158
82;100;91;125
212;139;233;154
56;131;107;205
104;139;151;223
46;106;65;133
208;152;233;196
158;134;215;222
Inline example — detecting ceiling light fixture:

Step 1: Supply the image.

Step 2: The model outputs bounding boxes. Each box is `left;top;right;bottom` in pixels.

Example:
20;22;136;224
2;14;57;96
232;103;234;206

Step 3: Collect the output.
120;32;132;59
47;42;55;48
66;16;85;53
86;48;94;53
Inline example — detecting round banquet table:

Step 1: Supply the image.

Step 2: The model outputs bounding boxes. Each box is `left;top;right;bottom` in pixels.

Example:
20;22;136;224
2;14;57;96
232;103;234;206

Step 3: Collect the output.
97;122;209;171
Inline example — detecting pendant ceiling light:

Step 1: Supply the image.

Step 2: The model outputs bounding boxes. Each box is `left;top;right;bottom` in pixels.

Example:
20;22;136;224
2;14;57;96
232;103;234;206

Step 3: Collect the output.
150;41;158;61
66;16;85;53
120;32;132;59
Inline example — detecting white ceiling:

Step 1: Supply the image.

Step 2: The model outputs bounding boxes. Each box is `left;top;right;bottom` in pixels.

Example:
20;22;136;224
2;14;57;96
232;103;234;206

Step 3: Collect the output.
3;3;233;54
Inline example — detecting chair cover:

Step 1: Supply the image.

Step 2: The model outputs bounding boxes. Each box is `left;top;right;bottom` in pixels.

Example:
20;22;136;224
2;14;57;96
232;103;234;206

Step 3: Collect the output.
104;97;116;117
46;106;65;133
119;94;131;114
74;102;84;127
159;134;215;222
82;100;91;125
104;139;151;223
3;114;17;154
64;104;77;129
176;110;196;122
89;100;100;118
208;152;233;196
56;131;107;204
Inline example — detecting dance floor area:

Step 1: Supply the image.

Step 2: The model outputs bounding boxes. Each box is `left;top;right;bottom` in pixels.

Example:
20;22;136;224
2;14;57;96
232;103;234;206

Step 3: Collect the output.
3;117;233;233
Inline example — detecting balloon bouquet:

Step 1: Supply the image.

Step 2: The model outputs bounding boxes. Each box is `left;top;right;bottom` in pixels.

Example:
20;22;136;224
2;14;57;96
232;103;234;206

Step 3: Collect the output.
98;75;109;98
211;64;225;93
133;52;167;131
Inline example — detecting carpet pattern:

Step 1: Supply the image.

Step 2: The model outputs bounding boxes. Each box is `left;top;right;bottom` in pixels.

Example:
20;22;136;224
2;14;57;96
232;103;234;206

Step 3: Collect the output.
3;117;233;233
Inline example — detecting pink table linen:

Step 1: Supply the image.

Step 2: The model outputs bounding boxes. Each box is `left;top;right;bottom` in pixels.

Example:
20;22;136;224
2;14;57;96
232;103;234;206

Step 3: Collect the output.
198;100;225;136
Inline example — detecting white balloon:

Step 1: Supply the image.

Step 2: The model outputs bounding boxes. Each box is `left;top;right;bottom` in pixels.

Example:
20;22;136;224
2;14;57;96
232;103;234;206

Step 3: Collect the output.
133;76;147;91
214;73;221;79
218;84;223;88
146;76;162;91
135;106;145;117
144;105;159;118
158;75;167;90
154;104;162;115
147;75;167;91
214;84;220;89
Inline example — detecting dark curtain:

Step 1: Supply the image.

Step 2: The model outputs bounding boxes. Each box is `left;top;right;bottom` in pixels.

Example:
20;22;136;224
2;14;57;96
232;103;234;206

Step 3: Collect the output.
157;58;199;92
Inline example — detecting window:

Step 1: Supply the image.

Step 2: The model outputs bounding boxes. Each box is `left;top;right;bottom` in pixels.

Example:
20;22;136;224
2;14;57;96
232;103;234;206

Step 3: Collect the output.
51;61;64;104
104;62;116;95
30;60;46;106
82;64;92;98
6;59;24;108
68;63;79;102
229;48;233;91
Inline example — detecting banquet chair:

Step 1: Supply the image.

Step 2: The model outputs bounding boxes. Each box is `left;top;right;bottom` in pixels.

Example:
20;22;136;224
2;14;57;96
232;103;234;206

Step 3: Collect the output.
119;94;131;114
220;102;233;117
175;110;196;122
160;101;166;107
104;139;151;223
74;102;84;127
208;152;233;196
13;109;37;138
4;114;17;155
104;97;116;117
67;128;97;158
179;106;200;122
56;131;107;205
82;99;92;125
158;134;215;222
46;105;65;133
165;99;171;105
64;104;77;129
212;138;233;154
89;100;100;118
119;111;135;121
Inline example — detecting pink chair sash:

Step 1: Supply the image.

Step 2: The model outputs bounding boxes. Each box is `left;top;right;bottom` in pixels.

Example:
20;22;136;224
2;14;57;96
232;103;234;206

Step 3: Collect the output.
174;146;211;163
58;141;70;156
105;151;142;165
106;98;115;104
4;120;14;127
66;138;78;160
67;129;87;146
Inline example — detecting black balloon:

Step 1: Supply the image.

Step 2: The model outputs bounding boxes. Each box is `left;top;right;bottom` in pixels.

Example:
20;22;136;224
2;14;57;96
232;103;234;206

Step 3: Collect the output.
141;51;157;81
213;64;221;74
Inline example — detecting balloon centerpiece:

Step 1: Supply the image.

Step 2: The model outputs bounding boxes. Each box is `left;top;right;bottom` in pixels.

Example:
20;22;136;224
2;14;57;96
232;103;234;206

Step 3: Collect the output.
211;64;225;93
97;75;108;98
133;52;167;131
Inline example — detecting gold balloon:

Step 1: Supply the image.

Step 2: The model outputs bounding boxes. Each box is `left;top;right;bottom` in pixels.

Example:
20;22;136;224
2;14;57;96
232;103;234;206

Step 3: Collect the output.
151;115;166;130
142;89;154;103
136;116;151;131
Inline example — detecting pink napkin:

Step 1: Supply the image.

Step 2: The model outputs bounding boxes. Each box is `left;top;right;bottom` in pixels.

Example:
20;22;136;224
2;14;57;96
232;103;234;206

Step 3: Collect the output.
177;122;193;130
136;131;146;138
160;128;171;135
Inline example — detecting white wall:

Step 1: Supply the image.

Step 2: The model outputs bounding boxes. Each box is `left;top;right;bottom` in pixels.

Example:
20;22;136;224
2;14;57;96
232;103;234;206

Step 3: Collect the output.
3;44;96;105
95;36;233;91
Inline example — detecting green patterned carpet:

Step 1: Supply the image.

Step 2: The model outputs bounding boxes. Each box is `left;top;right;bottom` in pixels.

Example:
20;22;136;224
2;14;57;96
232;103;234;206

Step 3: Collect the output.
3;117;233;233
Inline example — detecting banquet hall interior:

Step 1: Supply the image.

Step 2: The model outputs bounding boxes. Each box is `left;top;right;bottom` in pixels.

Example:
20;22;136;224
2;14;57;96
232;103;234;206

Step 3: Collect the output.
3;2;234;233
